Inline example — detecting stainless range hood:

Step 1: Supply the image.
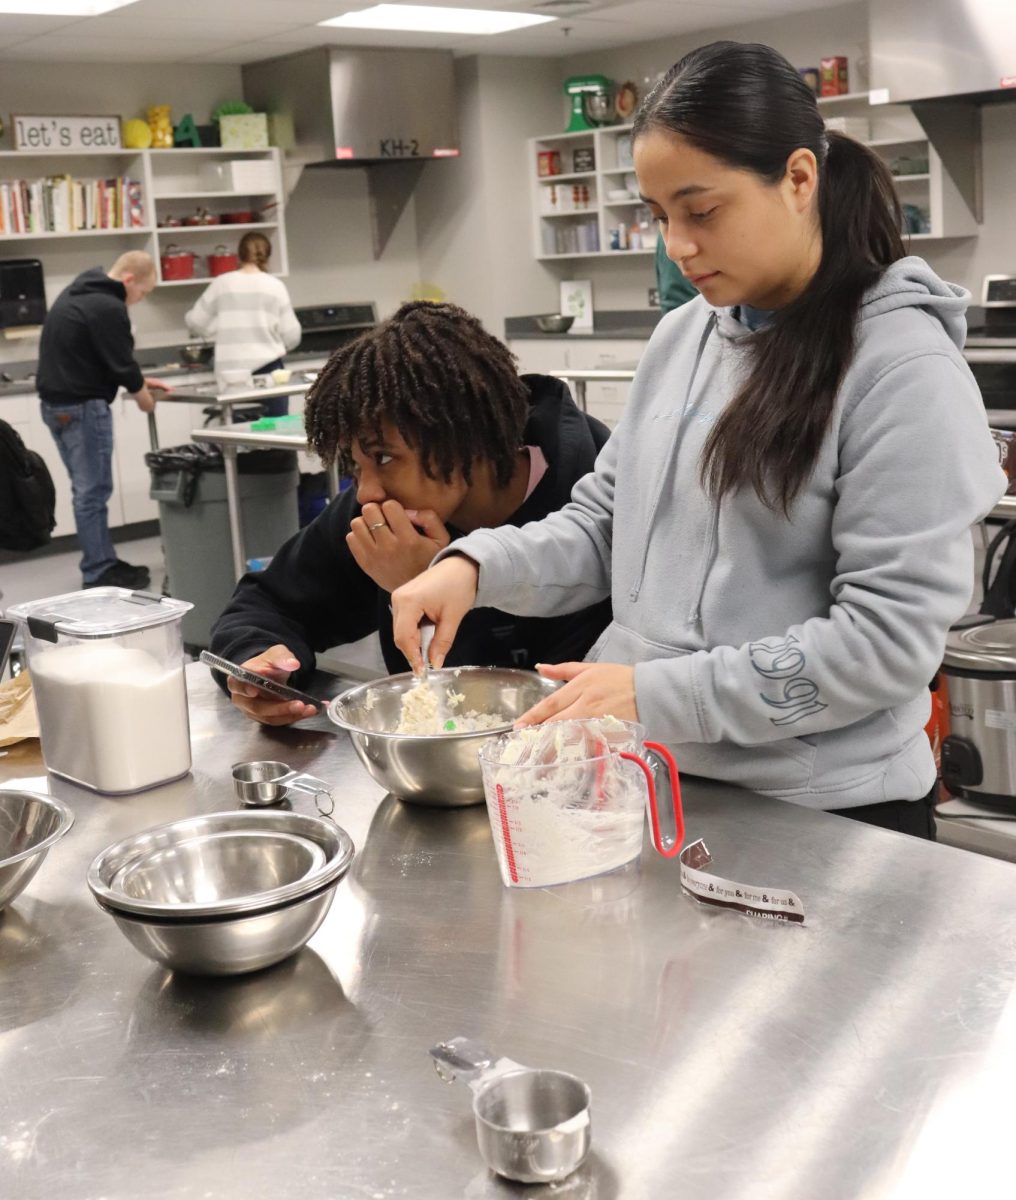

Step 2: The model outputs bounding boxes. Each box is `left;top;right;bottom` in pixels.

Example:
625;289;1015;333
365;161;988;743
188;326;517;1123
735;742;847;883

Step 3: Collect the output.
870;0;1016;105
243;46;460;258
870;0;1016;223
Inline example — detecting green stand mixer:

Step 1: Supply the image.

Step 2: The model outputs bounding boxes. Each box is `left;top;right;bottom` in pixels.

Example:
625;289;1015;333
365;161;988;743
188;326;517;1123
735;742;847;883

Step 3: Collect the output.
564;75;615;132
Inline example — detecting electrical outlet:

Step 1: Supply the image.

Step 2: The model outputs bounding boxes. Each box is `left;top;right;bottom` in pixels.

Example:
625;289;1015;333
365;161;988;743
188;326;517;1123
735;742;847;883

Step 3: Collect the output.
648;287;659;308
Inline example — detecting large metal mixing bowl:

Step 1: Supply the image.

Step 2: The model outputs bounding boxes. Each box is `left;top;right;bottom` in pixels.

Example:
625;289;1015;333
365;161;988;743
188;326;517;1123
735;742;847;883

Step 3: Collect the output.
0;790;74;910
97;883;338;976
88;810;354;920
327;667;560;807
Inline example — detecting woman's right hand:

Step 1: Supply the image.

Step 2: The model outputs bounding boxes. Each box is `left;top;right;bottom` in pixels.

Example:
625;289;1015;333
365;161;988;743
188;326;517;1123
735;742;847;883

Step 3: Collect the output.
392;556;479;672
226;644;318;726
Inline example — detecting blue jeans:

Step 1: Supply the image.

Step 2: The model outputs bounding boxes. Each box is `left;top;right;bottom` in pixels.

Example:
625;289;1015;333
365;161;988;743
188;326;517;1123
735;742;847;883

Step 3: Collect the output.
40;399;117;583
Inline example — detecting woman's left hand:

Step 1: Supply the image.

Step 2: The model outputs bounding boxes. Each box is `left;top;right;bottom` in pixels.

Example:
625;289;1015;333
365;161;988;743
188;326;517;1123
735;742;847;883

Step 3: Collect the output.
348;499;450;593
515;662;638;727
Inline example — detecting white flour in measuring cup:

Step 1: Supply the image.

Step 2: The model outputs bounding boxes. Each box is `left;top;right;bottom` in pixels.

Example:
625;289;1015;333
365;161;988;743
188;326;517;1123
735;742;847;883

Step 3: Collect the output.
30;642;191;793
480;719;646;888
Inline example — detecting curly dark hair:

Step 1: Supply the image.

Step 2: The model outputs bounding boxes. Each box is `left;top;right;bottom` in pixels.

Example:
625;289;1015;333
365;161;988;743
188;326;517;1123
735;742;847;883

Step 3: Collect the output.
304;301;531;488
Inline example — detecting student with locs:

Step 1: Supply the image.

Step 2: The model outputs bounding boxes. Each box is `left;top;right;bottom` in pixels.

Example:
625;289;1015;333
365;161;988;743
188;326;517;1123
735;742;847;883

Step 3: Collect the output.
392;42;1006;839
210;301;612;725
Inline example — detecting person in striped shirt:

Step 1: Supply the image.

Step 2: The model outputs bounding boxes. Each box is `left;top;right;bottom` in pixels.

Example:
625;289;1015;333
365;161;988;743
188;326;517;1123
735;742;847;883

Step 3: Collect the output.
184;232;301;416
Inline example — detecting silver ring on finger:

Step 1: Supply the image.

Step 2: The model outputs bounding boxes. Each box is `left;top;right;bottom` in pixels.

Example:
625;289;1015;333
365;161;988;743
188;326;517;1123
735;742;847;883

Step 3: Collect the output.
368;520;387;531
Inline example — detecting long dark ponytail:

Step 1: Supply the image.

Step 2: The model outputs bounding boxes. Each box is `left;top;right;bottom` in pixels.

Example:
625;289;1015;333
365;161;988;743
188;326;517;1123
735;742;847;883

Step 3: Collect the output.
633;41;905;511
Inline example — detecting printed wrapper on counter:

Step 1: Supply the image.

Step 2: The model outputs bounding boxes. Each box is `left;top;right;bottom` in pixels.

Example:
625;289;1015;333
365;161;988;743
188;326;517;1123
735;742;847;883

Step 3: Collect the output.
679;838;805;923
0;670;40;747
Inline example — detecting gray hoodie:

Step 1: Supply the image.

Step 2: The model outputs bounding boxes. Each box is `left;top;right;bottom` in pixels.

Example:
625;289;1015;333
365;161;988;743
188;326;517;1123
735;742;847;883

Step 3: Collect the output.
447;259;1006;808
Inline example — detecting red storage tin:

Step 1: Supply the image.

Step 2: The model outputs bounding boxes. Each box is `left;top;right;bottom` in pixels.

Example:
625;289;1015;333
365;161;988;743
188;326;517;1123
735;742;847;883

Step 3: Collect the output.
208;245;239;277
160;246;196;281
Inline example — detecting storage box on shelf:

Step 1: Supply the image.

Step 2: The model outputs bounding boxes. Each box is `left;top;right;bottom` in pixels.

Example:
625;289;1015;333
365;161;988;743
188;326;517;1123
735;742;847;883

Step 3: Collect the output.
817;93;977;240
530;125;656;261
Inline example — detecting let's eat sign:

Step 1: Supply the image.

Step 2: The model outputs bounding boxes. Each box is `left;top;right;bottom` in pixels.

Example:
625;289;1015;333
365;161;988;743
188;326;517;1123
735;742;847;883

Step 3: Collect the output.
12;114;122;151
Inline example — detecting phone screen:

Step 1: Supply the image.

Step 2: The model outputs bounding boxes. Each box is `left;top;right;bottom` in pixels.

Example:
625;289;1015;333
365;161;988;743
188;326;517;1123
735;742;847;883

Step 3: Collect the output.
0;619;16;679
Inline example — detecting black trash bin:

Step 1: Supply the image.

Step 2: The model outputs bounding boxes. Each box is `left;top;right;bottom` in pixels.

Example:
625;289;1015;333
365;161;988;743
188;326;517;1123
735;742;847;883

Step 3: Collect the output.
147;444;299;649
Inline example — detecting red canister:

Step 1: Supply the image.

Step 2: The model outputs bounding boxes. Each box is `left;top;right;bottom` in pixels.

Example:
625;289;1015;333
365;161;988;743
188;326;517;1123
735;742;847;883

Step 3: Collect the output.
159;246;196;281
208;245;239;277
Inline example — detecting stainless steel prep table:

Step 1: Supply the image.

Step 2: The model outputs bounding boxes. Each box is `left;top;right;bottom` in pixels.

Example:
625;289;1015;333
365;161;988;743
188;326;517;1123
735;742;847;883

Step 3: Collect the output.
2;664;1016;1199
145;373;321;453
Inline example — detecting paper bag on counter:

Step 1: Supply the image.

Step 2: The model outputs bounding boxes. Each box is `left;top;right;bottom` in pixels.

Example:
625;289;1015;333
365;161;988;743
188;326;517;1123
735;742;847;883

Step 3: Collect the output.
0;671;40;747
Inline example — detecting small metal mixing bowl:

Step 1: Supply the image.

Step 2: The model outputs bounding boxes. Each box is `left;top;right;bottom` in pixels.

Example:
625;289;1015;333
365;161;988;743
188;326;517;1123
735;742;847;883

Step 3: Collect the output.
328;667;560;807
89;810;353;921
534;314;575;334
0;790;74;910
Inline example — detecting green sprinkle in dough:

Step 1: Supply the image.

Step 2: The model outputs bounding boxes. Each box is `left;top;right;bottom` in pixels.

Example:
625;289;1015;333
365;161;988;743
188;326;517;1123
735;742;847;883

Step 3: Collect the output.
444;719;457;731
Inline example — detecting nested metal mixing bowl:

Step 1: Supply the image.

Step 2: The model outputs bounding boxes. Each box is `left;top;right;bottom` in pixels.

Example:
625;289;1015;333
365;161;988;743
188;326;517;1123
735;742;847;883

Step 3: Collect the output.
327;667;560;807
88;810;355;974
95;884;338;976
0;790;74;910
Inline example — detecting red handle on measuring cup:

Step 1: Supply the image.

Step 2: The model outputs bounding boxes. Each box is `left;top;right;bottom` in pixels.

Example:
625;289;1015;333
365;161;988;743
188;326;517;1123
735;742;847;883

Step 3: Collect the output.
619;741;684;858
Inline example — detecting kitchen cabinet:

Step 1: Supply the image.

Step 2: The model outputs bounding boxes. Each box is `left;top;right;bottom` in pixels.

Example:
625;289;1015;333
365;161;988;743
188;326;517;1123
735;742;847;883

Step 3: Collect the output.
818;93;977;241
0;147;289;289
529;124;657;263
508;335;646;429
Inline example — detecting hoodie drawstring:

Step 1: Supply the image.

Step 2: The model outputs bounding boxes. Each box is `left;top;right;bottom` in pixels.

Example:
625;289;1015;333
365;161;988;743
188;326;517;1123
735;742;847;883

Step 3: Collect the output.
629;313;717;605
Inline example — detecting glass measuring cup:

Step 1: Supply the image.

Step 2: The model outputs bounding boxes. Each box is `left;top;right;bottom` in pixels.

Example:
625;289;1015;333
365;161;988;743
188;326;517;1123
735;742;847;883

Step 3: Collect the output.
478;718;683;889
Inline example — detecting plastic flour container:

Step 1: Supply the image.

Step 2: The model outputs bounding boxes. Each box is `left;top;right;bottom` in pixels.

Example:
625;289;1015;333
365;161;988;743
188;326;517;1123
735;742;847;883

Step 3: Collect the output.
7;588;194;795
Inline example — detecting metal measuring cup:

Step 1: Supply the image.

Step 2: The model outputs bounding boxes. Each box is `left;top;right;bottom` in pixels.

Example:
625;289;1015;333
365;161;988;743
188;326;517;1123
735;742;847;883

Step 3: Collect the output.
430;1036;591;1184
231;760;335;817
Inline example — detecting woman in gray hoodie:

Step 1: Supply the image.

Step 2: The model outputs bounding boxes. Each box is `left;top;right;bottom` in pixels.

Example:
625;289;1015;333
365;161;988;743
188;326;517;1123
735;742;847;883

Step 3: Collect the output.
392;41;1005;838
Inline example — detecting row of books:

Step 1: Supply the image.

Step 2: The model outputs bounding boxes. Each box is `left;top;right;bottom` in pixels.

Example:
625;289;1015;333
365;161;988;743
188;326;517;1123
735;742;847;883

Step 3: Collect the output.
0;176;146;235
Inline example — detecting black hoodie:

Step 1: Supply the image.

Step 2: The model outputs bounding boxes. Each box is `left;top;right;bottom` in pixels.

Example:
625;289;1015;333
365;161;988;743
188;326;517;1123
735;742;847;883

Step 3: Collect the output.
210;375;613;683
36;268;144;404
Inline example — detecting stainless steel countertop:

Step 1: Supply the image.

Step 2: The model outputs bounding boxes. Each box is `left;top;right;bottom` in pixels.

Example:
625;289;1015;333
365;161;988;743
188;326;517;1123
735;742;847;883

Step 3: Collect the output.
2;664;1016;1198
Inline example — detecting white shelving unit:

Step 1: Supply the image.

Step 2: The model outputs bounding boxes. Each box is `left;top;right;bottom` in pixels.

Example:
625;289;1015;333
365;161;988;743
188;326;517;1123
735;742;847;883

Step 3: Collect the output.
529;124;656;262
817;93;977;241
0;145;289;287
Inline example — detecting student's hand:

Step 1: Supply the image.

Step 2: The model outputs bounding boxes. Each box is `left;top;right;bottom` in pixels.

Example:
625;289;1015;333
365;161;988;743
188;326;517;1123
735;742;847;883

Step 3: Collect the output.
132;385;155;413
144;376;173;394
514;662;638;727
348;499;451;593
226;644;318;726
392;555;479;672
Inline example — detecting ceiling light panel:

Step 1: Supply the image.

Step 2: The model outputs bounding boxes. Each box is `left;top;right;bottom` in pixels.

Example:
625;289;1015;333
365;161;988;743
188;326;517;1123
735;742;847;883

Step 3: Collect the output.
320;4;555;35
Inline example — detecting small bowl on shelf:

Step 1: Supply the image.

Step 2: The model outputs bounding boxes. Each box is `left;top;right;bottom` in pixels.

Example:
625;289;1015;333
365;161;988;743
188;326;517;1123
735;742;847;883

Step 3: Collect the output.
606;188;632;201
534;314;575;334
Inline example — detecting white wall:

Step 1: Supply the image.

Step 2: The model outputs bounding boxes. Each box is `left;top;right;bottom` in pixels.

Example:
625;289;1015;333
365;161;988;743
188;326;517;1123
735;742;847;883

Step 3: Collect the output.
415;54;564;333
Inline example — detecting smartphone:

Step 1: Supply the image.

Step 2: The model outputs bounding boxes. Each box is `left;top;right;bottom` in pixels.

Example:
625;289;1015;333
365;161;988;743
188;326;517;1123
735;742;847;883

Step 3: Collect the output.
199;650;322;708
0;619;16;679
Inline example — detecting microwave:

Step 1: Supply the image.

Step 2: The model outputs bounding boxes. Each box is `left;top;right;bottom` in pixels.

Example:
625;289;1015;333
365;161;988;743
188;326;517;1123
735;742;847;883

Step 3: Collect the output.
0;258;46;328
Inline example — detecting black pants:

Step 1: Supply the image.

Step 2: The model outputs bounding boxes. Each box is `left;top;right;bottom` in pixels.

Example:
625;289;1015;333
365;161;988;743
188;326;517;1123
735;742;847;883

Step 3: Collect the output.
254;358;289;417
830;785;937;840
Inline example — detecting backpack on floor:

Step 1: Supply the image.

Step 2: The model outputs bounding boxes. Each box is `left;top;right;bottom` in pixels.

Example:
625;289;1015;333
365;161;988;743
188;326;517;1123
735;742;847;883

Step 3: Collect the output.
0;417;56;552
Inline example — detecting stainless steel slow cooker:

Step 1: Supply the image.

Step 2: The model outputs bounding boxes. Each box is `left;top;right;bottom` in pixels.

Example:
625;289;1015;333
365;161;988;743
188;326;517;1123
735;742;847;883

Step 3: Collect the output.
941;620;1016;808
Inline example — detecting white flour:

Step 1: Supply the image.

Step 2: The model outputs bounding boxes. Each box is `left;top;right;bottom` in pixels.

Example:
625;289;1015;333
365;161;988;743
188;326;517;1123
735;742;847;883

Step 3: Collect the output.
481;719;646;887
31;642;191;793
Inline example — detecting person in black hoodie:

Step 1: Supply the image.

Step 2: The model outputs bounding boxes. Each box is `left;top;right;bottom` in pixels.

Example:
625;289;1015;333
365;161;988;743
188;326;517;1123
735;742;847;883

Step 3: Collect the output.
210;301;612;725
37;251;170;589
